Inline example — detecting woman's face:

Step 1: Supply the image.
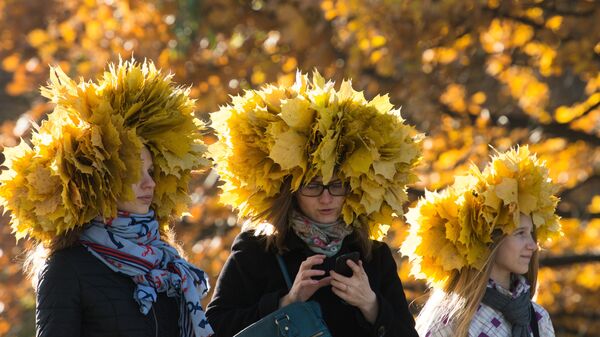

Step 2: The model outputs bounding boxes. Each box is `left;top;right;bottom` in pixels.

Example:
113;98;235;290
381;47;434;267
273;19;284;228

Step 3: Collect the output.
296;176;346;224
492;213;538;277
116;147;156;214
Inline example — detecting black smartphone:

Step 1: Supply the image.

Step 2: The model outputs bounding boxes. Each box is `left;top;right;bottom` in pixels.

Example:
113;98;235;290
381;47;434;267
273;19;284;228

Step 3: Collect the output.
334;252;360;277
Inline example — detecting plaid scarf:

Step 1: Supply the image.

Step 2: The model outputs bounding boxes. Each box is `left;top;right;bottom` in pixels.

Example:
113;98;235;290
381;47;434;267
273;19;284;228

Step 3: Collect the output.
80;210;213;337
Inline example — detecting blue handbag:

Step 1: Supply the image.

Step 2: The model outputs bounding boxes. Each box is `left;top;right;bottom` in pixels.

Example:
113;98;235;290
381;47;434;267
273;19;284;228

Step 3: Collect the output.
233;255;332;337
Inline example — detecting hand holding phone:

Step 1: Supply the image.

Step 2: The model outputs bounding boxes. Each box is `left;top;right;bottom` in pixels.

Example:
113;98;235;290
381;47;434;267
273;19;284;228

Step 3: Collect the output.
334;252;360;277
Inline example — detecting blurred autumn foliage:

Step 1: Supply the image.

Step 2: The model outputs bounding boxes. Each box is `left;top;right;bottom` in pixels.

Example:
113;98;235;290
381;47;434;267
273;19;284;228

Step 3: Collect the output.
0;0;598;336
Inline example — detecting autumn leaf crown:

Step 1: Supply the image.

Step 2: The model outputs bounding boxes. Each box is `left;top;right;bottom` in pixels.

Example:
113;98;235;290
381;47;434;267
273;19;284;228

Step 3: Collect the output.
0;58;209;242
400;146;561;288
210;70;422;238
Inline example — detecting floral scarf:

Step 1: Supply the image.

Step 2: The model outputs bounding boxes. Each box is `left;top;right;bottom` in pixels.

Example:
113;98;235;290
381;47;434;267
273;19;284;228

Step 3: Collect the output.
290;209;353;257
79;210;213;337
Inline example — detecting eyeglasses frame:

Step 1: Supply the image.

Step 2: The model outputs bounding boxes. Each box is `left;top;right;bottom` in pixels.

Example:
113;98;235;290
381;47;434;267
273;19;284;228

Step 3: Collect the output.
298;181;350;197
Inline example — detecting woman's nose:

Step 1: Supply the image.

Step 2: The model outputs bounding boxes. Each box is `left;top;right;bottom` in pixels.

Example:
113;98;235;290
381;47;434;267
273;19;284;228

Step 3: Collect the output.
142;173;156;189
319;189;333;203
526;236;538;251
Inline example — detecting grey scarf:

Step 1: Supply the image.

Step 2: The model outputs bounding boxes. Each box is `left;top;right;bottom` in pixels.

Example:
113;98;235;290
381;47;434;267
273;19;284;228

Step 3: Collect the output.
481;286;532;337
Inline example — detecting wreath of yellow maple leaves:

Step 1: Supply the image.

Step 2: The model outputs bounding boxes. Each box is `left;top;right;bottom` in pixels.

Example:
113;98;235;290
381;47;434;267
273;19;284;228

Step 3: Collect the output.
210;71;423;238
0;58;209;242
400;146;561;288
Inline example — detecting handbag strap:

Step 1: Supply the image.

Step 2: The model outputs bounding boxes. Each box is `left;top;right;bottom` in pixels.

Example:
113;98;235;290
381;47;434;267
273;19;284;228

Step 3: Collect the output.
276;254;293;290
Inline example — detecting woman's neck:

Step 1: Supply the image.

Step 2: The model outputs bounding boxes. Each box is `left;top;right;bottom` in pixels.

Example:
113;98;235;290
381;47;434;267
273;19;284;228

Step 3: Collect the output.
489;266;511;290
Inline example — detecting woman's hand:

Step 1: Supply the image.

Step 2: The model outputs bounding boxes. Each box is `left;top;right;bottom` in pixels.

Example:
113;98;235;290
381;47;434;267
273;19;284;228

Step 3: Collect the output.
279;254;332;308
330;260;379;324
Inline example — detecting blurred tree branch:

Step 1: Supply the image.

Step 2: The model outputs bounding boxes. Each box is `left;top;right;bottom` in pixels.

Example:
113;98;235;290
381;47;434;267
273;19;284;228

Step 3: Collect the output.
540;254;600;267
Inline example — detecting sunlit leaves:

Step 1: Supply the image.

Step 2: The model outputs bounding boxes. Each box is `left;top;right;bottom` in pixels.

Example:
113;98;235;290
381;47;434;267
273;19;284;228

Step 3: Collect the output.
536;218;600;335
210;71;421;237
523;41;559;76
26;29;50;48
0;0;599;336
1;0;173;96
480;19;534;53
440;84;488;116
498;66;552;123
545;16;563;32
0;59;210;241
1;53;20;72
588;196;600;214
555;93;600;124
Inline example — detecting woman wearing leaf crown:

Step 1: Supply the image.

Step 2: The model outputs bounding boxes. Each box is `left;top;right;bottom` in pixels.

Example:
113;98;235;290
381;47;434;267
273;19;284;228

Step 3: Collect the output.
0;59;214;337
400;147;559;337
205;71;422;337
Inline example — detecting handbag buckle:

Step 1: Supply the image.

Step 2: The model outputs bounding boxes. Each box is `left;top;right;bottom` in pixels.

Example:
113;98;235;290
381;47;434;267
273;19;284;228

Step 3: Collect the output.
275;314;291;335
274;314;290;326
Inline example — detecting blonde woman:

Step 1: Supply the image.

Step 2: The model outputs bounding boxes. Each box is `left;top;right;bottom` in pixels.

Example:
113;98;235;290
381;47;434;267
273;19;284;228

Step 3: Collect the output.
401;147;558;337
0;59;213;337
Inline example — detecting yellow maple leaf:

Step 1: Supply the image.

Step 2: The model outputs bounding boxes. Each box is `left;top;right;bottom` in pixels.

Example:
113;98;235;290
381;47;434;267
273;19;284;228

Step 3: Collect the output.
269;129;307;171
438;243;464;271
346;146;373;175
495;177;518;204
280;97;314;130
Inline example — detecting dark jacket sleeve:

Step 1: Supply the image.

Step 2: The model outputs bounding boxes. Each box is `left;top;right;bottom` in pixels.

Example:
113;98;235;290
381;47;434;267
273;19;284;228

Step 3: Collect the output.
36;251;82;337
206;232;285;337
356;242;418;337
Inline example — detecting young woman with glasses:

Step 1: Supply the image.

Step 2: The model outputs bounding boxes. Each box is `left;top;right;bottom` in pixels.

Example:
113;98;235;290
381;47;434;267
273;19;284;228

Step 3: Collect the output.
205;72;421;337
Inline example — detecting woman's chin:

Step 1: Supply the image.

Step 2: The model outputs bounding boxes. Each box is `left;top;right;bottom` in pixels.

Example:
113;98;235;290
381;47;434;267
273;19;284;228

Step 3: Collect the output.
118;206;150;215
314;215;340;224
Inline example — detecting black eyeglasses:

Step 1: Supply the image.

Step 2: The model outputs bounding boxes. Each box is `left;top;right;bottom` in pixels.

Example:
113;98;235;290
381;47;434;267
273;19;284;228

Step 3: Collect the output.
299;181;349;197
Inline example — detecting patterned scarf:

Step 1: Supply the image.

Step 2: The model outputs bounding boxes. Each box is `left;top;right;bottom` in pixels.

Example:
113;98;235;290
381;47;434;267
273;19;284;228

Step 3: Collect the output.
482;277;532;337
290;209;353;257
80;210;213;337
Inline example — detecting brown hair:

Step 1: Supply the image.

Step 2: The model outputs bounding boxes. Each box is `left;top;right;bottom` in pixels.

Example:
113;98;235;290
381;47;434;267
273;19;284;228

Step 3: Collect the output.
252;176;373;261
415;228;539;337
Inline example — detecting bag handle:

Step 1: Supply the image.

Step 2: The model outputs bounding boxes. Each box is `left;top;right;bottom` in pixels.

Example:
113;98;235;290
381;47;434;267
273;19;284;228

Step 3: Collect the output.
276;255;293;290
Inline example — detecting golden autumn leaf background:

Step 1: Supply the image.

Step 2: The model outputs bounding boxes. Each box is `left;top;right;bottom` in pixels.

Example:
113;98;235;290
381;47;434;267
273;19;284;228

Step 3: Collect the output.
0;0;598;336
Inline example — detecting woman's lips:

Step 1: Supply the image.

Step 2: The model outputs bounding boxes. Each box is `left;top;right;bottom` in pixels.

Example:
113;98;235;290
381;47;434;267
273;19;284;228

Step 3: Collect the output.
138;196;153;204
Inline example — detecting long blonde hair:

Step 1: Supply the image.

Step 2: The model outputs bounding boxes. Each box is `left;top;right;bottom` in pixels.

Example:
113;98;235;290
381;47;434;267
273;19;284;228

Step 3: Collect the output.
415;230;539;337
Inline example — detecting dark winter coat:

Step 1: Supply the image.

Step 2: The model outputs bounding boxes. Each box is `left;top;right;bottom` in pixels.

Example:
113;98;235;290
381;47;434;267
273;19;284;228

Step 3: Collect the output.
36;244;180;337
206;230;419;337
